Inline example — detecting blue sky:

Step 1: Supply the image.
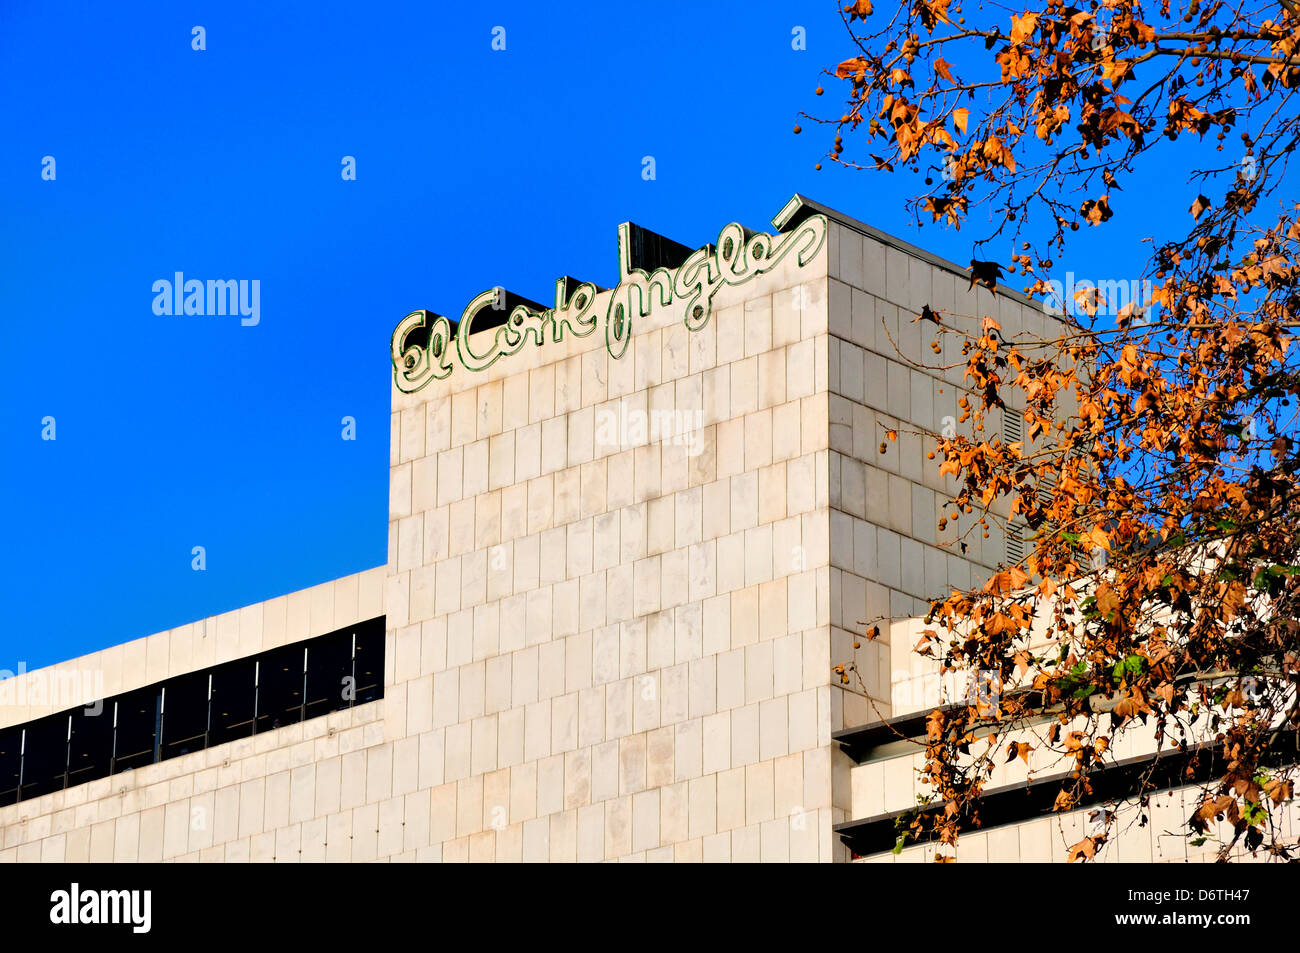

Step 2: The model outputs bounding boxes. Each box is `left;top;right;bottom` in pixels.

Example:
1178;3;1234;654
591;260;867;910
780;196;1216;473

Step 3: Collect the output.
0;0;1242;670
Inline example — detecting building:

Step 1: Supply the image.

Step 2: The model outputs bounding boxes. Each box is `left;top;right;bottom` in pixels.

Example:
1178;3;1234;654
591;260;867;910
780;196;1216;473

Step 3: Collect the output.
2;195;1263;863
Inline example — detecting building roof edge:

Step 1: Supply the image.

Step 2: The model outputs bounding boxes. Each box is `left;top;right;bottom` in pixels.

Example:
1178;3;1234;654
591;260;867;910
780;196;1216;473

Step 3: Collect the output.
773;193;1046;313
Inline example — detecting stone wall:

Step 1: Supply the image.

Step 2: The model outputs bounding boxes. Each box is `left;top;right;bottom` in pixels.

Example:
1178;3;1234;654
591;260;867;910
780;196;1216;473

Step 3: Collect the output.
384;212;841;861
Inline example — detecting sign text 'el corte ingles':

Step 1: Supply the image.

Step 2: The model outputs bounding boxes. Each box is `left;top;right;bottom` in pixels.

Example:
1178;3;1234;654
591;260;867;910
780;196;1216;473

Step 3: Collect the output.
390;213;827;394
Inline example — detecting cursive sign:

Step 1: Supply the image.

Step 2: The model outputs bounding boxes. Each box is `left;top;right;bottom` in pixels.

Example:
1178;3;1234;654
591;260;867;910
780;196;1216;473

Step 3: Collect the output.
391;214;827;394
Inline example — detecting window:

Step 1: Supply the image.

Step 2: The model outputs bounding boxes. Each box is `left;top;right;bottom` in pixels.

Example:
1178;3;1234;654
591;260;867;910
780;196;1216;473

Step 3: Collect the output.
304;628;353;720
254;644;306;734
353;626;384;705
0;615;384;808
0;727;22;806
112;687;160;774
160;671;211;761
1006;518;1029;565
1003;407;1024;445
20;713;70;799
67;703;113;790
208;657;257;748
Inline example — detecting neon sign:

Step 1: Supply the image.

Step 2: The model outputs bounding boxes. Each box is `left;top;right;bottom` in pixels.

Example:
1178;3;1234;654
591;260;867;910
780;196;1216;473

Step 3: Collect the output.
391;214;826;394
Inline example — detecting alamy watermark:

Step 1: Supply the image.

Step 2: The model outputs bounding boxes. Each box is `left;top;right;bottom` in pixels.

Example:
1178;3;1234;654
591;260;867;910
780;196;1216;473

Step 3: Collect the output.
152;273;260;326
892;666;1003;711
595;404;705;457
1042;272;1157;322
0;664;105;715
50;883;151;933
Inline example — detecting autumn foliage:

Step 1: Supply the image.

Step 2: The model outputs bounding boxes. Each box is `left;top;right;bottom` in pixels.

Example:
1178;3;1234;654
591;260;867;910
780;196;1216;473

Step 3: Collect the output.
812;0;1300;860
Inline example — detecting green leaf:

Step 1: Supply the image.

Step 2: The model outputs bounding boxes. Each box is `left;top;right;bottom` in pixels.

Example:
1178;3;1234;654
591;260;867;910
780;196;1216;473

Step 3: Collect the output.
1111;655;1143;683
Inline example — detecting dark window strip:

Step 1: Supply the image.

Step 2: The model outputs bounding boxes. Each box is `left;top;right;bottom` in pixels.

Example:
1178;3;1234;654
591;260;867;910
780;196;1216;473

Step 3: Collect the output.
0;616;385;808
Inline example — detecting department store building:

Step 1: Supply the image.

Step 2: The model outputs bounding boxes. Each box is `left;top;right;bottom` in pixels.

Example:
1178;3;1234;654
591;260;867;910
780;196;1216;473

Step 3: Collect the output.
2;195;1275;863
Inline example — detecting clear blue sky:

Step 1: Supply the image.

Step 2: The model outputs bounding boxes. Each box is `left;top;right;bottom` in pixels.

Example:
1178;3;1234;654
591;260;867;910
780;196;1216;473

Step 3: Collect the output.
0;0;1225;670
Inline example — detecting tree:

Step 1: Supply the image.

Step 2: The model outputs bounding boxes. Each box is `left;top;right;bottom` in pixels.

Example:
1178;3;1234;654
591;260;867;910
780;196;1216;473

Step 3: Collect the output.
810;0;1300;861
